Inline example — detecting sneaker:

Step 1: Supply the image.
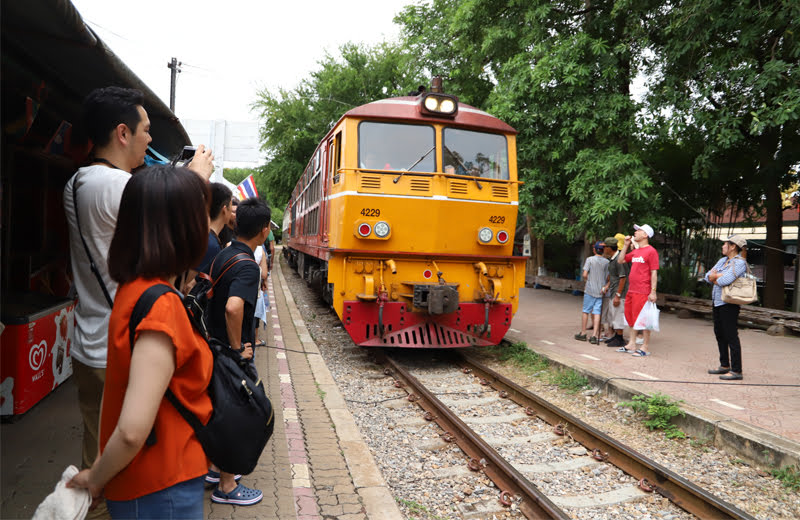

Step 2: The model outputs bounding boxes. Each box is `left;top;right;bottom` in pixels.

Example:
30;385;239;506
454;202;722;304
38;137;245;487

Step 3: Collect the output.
719;372;743;380
635;337;644;345
707;366;731;375
606;336;624;347
211;483;263;505
589;336;599;344
574;333;588;341
205;470;242;485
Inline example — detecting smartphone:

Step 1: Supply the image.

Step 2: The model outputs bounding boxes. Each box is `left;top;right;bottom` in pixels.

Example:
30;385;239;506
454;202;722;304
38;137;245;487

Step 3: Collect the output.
180;146;198;161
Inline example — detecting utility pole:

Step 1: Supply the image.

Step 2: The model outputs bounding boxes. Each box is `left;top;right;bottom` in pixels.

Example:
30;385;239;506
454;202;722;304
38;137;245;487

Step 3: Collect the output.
167;57;181;112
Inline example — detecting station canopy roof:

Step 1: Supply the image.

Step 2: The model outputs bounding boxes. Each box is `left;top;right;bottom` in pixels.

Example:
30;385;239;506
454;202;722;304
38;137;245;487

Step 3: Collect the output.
1;0;190;158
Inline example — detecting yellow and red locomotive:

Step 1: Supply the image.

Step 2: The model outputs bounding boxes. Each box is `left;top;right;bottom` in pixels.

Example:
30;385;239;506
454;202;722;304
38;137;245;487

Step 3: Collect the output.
283;81;526;348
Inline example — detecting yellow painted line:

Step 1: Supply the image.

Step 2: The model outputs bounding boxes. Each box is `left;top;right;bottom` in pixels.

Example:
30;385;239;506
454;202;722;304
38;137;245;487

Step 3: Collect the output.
580;354;600;361
631;371;658;380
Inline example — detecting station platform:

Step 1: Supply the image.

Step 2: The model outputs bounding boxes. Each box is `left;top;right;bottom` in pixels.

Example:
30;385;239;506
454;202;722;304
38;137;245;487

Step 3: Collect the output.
507;286;800;469
1;261;402;520
3;267;799;519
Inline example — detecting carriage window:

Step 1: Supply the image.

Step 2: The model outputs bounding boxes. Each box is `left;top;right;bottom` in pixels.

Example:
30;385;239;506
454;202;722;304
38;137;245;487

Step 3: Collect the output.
443;128;509;180
358;122;435;172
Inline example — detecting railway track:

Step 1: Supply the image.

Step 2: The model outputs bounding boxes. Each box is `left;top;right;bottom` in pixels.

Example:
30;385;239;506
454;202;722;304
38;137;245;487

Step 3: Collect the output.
375;349;756;520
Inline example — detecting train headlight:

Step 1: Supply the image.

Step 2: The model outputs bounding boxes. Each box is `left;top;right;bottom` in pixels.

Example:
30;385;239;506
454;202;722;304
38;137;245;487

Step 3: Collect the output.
374;221;390;238
478;227;493;243
419;93;459;117
424;96;439;111
357;223;372;237
497;230;509;244
439;98;456;113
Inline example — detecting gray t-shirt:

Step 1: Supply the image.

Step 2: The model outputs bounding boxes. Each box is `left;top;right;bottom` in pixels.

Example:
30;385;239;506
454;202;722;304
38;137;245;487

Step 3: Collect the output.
606;250;630;298
63;164;130;368
583;255;609;298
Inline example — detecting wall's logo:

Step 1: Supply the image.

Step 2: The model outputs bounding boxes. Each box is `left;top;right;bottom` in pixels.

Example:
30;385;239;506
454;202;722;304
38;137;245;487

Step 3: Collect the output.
29;341;47;371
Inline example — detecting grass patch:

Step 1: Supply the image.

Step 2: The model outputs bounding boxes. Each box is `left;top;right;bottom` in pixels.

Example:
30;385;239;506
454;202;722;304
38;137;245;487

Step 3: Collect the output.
315;382;326;401
545;368;590;393
771;465;800;491
396;498;448;520
488;341;549;374
620;392;686;439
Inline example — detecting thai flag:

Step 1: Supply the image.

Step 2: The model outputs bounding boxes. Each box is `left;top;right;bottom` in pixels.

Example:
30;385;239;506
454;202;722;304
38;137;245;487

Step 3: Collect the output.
236;175;258;201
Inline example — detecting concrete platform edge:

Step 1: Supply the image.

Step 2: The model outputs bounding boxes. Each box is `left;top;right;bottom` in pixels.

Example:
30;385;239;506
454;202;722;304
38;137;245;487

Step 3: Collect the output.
506;332;800;470
276;264;404;520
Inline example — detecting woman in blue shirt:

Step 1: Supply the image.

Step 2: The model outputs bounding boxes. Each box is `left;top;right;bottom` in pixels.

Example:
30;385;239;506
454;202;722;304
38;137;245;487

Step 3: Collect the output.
704;235;748;380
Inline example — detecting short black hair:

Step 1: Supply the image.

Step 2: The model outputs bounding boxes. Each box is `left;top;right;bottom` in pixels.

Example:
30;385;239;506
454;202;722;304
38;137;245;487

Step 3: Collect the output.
108;164;210;284
236;197;271;240
209;183;232;219
83;87;145;147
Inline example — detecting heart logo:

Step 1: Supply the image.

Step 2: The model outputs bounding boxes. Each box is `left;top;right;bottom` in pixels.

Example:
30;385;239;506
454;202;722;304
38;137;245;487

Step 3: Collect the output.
29;341;47;371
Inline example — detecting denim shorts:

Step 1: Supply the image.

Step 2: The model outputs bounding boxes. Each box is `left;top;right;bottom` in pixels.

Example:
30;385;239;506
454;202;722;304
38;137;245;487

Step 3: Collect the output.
582;293;603;315
107;476;203;519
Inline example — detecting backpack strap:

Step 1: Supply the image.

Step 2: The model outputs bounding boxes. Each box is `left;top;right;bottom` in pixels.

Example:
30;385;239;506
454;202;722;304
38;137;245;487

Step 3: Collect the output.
129;284;205;445
206;252;257;299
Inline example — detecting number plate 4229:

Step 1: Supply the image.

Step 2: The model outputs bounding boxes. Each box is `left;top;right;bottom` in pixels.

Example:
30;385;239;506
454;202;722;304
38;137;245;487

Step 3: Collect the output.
360;208;381;217
489;215;505;224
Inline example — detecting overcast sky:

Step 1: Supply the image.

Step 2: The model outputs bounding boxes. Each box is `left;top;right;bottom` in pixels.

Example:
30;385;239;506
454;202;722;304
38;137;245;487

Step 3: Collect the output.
70;0;412;122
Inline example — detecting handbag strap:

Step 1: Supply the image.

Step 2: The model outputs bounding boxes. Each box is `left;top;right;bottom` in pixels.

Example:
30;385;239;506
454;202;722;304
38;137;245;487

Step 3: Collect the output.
71;173;114;308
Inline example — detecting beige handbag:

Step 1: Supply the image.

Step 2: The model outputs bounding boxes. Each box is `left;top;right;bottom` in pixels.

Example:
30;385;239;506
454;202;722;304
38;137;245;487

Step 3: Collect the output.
721;259;758;305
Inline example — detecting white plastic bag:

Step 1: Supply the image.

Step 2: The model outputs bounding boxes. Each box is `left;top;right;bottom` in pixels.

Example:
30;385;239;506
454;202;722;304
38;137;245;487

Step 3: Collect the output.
633;301;660;332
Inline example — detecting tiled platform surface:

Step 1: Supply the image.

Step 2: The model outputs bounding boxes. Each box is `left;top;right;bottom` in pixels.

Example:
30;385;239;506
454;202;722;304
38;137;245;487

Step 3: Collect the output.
507;287;800;468
0;260;401;520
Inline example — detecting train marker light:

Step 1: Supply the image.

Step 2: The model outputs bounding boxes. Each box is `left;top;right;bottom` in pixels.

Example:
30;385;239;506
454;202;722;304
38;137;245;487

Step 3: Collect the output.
497;230;509;244
478;227;493;243
357;223;372;237
374;221;391;238
423;269;433;279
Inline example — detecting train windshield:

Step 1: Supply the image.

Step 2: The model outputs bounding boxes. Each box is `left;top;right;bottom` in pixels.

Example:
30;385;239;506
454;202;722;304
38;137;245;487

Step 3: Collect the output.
358;122;435;172
443;128;509;180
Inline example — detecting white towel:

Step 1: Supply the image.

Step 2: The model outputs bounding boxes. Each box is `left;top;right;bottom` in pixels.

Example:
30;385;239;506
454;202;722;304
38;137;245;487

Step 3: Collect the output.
32;465;90;520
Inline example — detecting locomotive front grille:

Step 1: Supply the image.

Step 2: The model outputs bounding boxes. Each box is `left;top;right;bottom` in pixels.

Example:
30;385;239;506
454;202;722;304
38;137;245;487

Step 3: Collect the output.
359;175;382;191
449;180;469;195
491;185;509;198
409;178;431;192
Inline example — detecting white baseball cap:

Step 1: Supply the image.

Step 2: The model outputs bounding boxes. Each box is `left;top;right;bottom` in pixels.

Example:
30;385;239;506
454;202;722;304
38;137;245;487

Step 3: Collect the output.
633;224;654;238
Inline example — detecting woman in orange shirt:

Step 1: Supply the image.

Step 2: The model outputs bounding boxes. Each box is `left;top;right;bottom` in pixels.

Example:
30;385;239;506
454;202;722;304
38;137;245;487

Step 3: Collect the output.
69;164;213;518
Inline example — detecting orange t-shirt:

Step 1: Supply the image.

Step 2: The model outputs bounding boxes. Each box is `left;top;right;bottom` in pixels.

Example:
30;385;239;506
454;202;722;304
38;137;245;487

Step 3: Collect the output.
100;278;213;501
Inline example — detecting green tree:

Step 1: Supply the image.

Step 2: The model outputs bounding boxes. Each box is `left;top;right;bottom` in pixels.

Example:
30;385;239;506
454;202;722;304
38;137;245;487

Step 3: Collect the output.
252;42;425;207
642;0;800;308
398;0;662;243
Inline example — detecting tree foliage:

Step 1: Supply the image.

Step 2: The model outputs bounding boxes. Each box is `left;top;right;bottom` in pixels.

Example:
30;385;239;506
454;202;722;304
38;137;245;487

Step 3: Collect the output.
251;42;425;208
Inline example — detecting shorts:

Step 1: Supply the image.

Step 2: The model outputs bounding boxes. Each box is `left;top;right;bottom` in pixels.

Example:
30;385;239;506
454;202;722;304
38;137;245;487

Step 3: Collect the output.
582;293;603;315
625;292;649;329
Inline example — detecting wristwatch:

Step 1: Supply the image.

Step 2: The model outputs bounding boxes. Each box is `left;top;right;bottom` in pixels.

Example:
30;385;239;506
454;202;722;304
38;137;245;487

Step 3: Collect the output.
615;293;621;297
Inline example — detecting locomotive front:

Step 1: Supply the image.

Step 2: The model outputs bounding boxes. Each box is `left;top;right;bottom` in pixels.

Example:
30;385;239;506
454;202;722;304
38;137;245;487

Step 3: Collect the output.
285;85;526;348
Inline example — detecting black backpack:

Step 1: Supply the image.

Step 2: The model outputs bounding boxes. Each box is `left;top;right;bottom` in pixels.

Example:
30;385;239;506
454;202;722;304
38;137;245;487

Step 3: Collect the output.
184;252;256;341
129;284;274;475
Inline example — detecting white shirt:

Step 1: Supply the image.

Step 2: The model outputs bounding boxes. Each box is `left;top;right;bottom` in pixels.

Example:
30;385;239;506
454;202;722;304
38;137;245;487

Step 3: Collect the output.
63;164;130;368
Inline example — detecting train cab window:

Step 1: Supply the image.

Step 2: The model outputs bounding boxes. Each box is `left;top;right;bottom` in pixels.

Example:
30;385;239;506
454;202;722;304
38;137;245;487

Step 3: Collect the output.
358;122;435;172
443;128;509;180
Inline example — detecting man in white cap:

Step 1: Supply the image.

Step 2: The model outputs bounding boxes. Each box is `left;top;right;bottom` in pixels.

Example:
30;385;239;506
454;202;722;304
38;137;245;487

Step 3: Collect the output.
616;224;659;356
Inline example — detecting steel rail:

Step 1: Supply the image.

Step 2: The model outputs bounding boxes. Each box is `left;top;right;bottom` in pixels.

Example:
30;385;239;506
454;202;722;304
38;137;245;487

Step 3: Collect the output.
457;351;757;520
377;351;568;519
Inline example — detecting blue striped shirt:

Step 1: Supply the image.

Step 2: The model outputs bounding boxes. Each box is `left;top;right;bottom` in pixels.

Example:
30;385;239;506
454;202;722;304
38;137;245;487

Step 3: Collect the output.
704;255;747;307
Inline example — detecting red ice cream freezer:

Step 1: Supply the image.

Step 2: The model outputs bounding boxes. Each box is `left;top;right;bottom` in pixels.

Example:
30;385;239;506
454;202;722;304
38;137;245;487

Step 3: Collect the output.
1;292;77;416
